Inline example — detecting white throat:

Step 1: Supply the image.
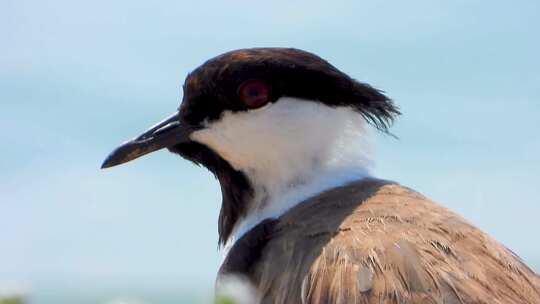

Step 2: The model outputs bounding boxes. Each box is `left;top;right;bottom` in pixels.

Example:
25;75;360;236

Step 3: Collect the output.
190;97;373;255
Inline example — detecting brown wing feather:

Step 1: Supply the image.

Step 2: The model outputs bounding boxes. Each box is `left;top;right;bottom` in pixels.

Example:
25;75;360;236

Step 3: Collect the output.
250;179;540;304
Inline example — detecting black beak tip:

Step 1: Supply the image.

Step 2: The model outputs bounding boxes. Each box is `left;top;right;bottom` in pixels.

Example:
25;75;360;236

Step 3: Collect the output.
100;159;113;169
100;112;189;170
100;144;131;169
101;153;119;169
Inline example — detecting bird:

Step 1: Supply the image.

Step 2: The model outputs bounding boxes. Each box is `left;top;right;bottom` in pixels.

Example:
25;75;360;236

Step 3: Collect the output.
102;48;540;303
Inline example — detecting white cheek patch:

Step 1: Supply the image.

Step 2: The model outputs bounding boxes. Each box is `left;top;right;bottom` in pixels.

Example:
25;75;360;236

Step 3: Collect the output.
190;97;373;252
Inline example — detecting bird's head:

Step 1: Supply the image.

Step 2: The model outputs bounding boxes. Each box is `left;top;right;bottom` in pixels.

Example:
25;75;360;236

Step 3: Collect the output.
102;48;399;246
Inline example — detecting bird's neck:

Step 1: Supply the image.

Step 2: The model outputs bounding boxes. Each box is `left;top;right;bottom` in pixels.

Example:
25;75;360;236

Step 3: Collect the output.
191;97;374;255
223;164;371;255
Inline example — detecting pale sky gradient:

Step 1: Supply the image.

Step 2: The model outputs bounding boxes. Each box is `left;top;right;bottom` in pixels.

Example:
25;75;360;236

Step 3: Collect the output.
1;0;539;300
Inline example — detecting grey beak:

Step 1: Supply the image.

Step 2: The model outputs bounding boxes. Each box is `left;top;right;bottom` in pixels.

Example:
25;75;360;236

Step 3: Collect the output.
101;112;200;169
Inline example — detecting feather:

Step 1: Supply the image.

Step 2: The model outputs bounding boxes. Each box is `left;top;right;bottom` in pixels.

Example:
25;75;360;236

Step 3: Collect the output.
247;179;540;304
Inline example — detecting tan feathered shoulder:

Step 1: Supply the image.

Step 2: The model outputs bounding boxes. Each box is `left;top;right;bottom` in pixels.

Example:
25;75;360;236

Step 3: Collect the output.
250;179;540;304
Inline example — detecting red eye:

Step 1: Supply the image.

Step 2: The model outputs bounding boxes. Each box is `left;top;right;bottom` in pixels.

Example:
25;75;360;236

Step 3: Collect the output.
238;79;271;108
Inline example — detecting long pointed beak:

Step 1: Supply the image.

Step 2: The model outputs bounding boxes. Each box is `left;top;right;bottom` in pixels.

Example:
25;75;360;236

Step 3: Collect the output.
101;112;200;169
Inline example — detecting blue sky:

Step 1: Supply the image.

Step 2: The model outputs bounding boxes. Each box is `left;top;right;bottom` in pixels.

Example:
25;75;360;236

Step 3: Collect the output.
1;0;539;299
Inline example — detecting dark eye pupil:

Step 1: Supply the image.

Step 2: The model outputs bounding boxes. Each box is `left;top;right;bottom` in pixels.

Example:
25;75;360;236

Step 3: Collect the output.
248;88;259;96
238;80;271;108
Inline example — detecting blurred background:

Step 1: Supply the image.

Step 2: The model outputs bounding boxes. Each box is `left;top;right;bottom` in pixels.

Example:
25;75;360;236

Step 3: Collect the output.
1;0;539;303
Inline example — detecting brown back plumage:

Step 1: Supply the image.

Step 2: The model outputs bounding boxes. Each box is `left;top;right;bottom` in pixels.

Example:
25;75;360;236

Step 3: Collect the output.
249;179;540;304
